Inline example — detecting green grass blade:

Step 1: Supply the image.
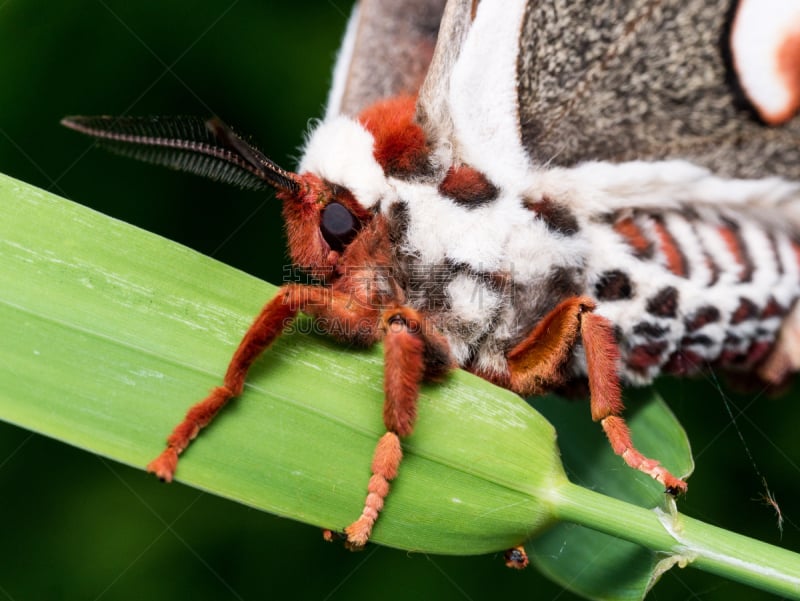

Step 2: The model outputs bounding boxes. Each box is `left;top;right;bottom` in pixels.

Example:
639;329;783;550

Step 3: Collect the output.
0;173;563;554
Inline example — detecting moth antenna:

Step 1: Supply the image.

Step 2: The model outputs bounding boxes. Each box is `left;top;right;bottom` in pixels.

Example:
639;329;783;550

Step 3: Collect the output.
204;117;300;195
61;115;300;195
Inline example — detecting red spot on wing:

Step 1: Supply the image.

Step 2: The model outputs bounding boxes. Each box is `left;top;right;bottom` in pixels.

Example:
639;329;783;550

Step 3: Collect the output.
685;306;721;331
745;340;773;367
663;350;703;376
772;33;800;124
761;296;787;319
719;340;773;371
358;96;429;177
646;286;679;318
526;198;580;235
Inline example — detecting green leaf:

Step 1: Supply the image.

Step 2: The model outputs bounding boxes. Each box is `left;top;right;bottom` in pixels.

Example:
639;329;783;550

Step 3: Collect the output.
529;390;694;601
0;172;563;554
4;173;800;601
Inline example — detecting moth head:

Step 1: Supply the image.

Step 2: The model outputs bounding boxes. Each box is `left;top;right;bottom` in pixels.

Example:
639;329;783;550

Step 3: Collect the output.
60;115;381;282
278;172;375;280
203;116;383;280
286;97;429;276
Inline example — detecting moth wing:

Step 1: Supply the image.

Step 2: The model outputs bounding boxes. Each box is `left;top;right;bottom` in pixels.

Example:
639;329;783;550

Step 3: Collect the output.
415;0;474;161
513;0;800;182
416;0;800;186
326;0;446;118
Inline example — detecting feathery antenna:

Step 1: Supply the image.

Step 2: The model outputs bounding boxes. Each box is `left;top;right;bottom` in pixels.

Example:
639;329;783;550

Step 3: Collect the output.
61;115;300;195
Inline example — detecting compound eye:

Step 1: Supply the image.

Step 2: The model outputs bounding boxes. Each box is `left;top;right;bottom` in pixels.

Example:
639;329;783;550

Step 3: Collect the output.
320;201;358;252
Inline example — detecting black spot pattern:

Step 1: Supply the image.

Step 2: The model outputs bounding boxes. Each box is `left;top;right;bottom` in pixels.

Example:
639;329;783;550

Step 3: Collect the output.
730;297;758;324
681;334;714;347
646;286;679;318
526;198;580;235
633;322;669;338
595;270;633;300
685;306;720;331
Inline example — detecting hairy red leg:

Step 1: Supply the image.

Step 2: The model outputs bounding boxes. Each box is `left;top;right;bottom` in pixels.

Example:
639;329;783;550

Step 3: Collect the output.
148;284;380;481
581;311;687;495
505;296;687;495
506;296;588;393
344;308;453;547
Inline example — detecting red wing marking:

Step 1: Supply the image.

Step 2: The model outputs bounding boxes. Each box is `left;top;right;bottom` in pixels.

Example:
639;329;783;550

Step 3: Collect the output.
732;0;800;125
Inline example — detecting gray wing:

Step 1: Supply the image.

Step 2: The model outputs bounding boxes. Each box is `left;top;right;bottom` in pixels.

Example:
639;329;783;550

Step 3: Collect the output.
517;0;800;179
328;0;446;117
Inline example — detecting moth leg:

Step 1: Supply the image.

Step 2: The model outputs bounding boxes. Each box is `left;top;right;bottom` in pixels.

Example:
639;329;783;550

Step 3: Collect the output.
344;307;453;547
147;284;379;481
505;297;586;395
506;296;687;495
581;311;687;495
504;545;530;570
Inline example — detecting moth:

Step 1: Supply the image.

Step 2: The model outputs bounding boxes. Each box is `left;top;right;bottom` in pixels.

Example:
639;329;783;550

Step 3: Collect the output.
63;0;800;558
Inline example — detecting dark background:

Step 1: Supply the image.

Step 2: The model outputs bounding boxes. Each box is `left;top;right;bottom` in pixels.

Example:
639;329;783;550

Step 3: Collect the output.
1;1;798;599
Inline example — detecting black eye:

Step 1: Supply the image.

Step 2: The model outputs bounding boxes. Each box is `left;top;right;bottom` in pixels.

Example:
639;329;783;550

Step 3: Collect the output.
320;202;359;252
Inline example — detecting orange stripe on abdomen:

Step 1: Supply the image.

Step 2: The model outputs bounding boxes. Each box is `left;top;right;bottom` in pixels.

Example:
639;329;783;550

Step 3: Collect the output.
717;218;754;282
652;216;688;277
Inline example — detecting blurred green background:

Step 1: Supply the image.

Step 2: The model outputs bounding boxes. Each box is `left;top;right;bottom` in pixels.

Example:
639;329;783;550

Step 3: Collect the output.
0;1;798;599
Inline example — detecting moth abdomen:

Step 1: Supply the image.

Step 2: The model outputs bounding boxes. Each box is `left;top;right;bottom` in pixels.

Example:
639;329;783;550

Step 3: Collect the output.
592;206;800;383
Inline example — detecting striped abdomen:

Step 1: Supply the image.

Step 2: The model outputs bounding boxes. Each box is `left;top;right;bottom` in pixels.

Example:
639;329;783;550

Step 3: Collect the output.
589;208;800;384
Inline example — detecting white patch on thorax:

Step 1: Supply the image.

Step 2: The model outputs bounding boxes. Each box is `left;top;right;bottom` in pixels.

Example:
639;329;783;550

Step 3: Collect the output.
447;273;502;326
392;180;514;270
392;179;589;281
298;116;387;209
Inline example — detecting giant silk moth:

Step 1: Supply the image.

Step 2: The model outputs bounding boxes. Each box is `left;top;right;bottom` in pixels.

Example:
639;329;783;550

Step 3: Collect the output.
63;0;800;561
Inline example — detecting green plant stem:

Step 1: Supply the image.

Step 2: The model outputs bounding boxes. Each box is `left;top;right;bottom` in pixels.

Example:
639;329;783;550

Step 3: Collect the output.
550;482;800;599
